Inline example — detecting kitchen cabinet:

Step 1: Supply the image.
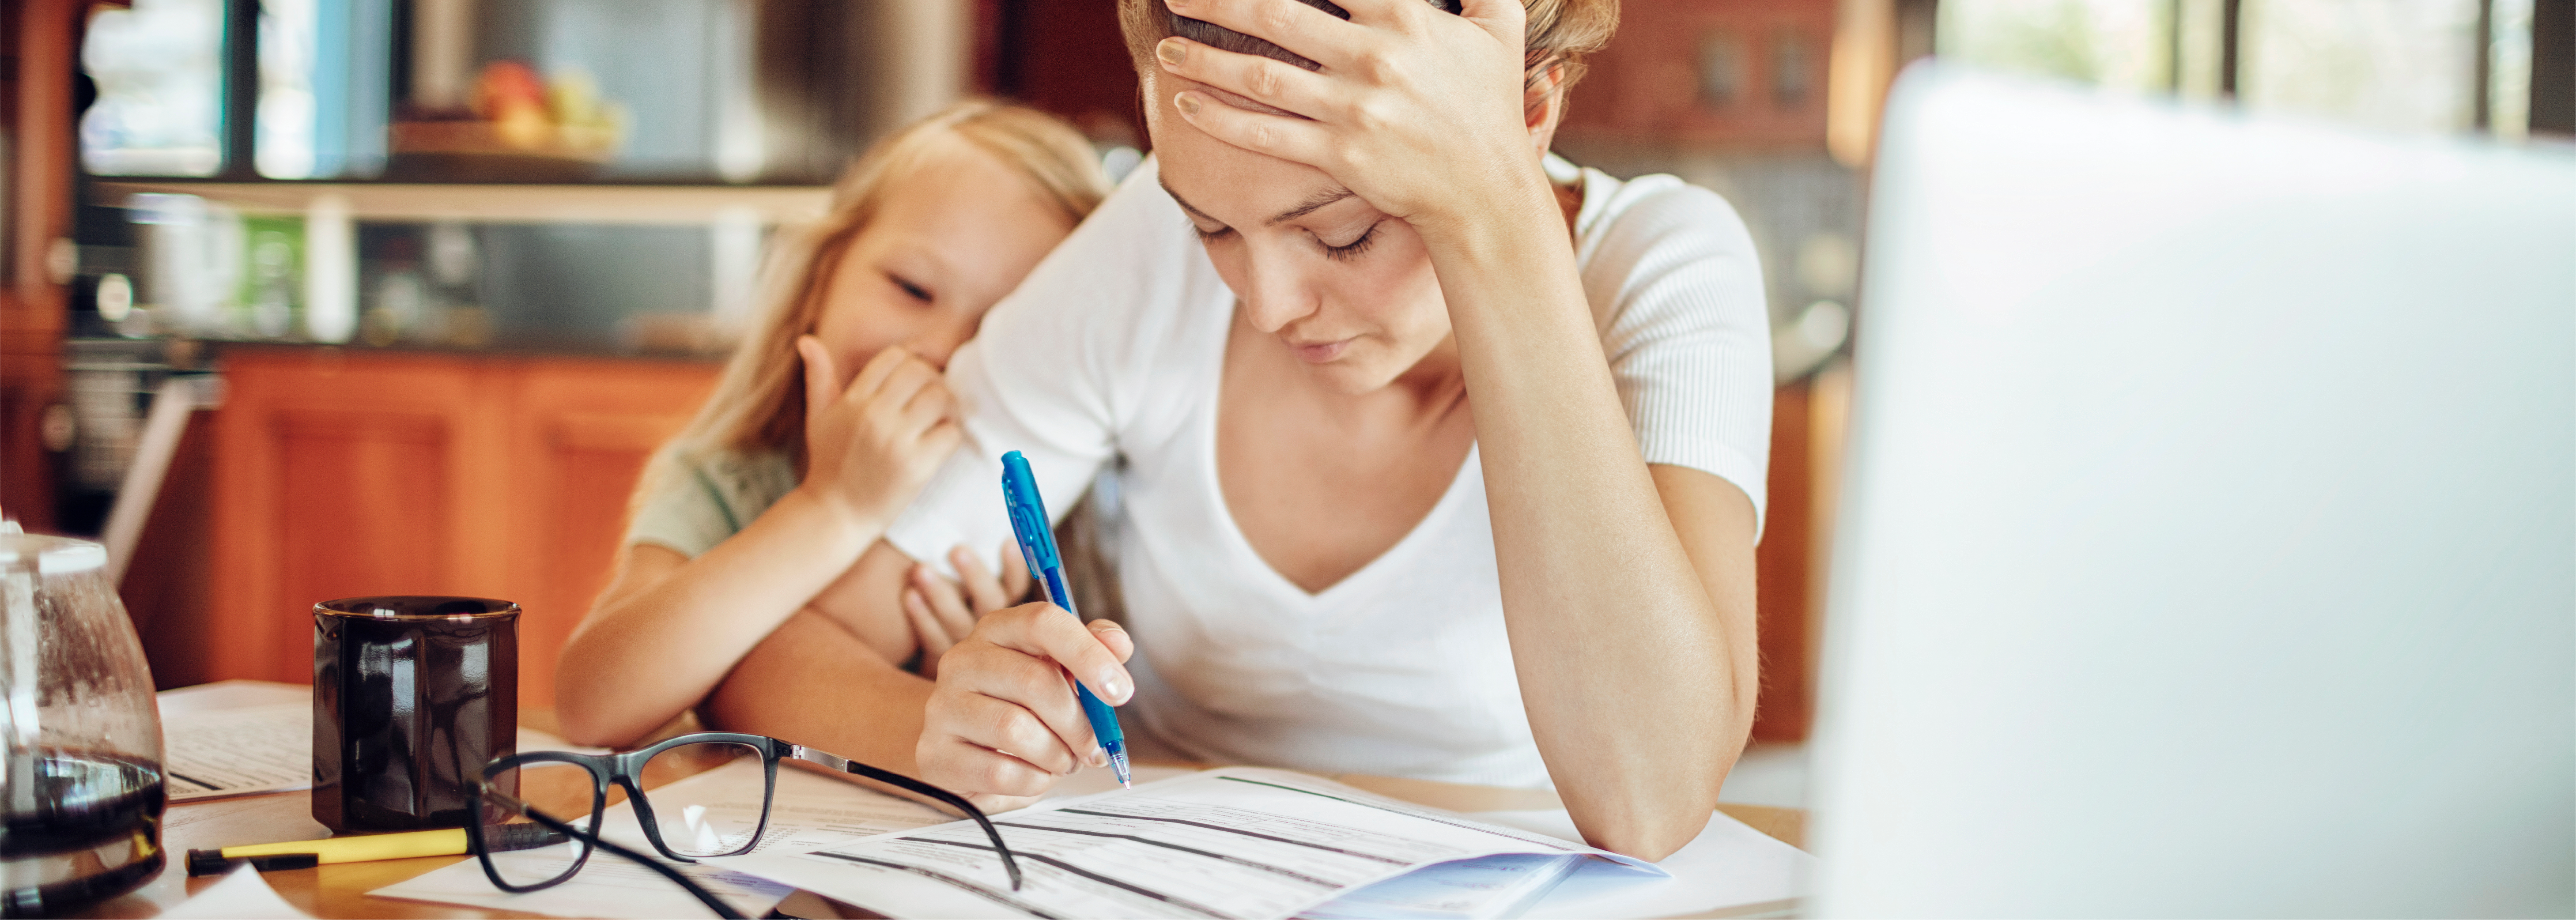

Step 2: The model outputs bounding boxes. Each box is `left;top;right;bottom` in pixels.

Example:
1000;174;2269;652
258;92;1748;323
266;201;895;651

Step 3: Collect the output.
1753;371;1838;743
0;352;61;531
4;0;81;533
206;347;718;709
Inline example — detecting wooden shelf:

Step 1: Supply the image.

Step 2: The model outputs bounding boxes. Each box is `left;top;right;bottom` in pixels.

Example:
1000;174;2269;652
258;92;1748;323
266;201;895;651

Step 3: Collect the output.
90;181;834;226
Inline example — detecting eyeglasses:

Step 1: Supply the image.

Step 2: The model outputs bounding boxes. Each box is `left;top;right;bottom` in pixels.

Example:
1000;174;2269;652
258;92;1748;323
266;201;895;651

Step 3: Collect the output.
470;732;1022;918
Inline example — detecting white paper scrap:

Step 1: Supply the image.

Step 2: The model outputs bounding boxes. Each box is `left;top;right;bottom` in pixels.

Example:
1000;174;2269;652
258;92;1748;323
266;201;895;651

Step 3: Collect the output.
161;863;316;920
706;767;1666;920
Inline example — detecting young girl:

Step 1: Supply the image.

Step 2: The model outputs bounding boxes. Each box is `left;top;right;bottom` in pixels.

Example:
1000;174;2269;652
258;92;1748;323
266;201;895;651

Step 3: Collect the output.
553;101;1113;749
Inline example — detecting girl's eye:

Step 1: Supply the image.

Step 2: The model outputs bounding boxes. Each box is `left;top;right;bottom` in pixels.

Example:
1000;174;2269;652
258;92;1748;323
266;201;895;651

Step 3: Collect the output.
891;275;933;302
1191;224;1234;244
1321;221;1382;262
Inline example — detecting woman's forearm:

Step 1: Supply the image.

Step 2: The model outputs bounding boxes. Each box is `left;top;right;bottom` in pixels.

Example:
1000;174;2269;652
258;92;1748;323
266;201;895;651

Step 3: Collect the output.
555;486;895;747
1421;176;1755;860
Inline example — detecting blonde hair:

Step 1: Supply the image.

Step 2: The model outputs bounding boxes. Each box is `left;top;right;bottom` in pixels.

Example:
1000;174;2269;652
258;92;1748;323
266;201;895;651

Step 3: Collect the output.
661;100;1110;475
1118;0;1617;97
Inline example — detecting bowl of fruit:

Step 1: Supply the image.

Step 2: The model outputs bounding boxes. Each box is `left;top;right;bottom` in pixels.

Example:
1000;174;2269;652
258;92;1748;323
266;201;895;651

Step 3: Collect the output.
387;61;627;182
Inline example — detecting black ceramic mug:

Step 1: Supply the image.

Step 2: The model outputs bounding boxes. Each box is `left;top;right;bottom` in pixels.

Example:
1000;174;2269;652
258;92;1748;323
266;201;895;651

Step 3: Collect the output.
311;596;520;832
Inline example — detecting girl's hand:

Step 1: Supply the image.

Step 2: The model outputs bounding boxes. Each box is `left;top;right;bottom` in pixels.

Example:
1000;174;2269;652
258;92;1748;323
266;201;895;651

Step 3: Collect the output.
1152;0;1548;230
794;336;962;532
917;604;1135;803
903;543;1035;679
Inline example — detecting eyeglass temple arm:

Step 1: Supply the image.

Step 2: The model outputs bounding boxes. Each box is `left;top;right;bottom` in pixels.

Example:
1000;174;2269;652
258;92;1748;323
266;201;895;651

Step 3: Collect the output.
483;788;749;920
788;744;1026;892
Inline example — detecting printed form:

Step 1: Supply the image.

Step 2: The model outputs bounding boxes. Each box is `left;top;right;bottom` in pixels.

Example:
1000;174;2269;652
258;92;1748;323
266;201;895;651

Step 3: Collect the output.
369;757;953;917
162;702;313;802
709;767;1666;920
370;758;1201;918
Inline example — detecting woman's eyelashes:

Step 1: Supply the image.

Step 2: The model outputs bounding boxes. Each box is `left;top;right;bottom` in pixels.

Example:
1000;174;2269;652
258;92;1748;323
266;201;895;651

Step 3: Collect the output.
1319;221;1382;262
1185;217;1378;261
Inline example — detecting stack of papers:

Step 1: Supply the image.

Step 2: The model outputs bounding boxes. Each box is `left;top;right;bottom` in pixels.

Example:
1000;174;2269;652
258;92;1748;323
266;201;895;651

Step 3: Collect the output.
163;702;315;802
707;767;1669;919
366;757;1814;920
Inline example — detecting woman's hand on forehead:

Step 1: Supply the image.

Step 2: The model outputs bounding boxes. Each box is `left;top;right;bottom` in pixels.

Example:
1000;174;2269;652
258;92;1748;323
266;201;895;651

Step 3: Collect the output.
1154;0;1551;230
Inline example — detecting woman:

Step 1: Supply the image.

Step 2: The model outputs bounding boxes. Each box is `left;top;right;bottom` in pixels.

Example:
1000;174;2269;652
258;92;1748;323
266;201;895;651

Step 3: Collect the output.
708;0;1768;860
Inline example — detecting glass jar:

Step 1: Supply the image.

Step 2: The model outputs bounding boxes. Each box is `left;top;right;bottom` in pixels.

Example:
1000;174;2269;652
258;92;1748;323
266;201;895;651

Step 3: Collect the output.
0;534;166;917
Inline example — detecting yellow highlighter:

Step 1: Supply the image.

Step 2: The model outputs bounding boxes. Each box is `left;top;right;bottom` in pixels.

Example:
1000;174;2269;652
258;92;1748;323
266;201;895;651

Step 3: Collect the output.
185;825;562;875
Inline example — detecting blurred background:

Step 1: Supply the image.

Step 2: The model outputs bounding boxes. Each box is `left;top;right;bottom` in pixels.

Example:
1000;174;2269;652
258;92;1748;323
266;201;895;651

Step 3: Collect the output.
1;0;2568;800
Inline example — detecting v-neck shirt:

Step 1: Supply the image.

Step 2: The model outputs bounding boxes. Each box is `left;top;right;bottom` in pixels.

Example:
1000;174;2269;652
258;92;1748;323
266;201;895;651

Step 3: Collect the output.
886;154;1772;788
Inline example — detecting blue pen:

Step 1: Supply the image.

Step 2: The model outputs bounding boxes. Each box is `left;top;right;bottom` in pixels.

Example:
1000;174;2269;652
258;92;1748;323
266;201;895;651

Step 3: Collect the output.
999;450;1132;788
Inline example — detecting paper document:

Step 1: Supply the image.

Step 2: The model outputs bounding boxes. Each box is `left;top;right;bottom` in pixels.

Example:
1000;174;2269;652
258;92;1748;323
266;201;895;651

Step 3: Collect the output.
708;767;1665;920
369;757;955;918
162;702;313;802
1297;852;1585;920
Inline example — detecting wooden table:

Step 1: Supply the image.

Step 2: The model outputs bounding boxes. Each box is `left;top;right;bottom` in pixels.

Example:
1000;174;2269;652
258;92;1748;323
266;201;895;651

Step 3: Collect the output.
78;709;1805;919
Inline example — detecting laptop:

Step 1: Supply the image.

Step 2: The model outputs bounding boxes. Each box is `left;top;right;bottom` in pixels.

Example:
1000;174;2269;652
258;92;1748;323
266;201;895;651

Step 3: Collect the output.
1809;66;2575;916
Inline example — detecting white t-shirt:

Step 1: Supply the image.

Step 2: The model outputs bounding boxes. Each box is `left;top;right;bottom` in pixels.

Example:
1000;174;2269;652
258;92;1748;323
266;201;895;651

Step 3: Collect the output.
887;155;1771;788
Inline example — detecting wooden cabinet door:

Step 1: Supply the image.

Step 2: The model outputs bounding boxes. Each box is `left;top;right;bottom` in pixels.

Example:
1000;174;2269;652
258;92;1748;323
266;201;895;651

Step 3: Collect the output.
3;0;79;533
208;349;717;706
0;350;59;525
209;349;502;684
498;358;718;709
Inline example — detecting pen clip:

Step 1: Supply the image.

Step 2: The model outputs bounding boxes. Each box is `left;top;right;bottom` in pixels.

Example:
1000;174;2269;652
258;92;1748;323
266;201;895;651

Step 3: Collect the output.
1001;452;1060;572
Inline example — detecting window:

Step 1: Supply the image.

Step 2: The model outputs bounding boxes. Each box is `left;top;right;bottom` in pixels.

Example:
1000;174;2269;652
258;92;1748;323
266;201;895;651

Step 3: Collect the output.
1934;0;2545;137
1937;0;2174;93
256;0;395;179
80;0;227;176
2240;0;2483;133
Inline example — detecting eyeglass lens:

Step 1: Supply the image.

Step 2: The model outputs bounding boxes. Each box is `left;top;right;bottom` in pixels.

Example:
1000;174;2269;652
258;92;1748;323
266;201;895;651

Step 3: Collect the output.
635;741;770;858
479;760;602;888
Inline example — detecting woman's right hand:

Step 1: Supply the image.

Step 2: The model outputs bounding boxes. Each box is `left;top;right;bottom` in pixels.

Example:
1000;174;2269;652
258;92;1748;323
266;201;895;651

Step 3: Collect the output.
794;336;962;530
917;603;1135;805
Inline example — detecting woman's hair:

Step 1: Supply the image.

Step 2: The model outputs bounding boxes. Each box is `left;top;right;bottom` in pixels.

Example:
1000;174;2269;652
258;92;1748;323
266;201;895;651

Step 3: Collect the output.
661;100;1110;471
1118;0;1618;97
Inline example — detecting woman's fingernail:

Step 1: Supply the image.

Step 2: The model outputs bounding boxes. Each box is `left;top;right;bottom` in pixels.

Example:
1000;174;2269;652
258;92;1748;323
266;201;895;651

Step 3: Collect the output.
1175;93;1201;117
1096;670;1130;703
1156;39;1187;68
1089;747;1110;768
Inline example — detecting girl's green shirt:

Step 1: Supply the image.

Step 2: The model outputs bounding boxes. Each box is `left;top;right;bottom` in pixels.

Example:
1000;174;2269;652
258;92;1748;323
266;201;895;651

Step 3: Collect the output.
624;443;800;559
